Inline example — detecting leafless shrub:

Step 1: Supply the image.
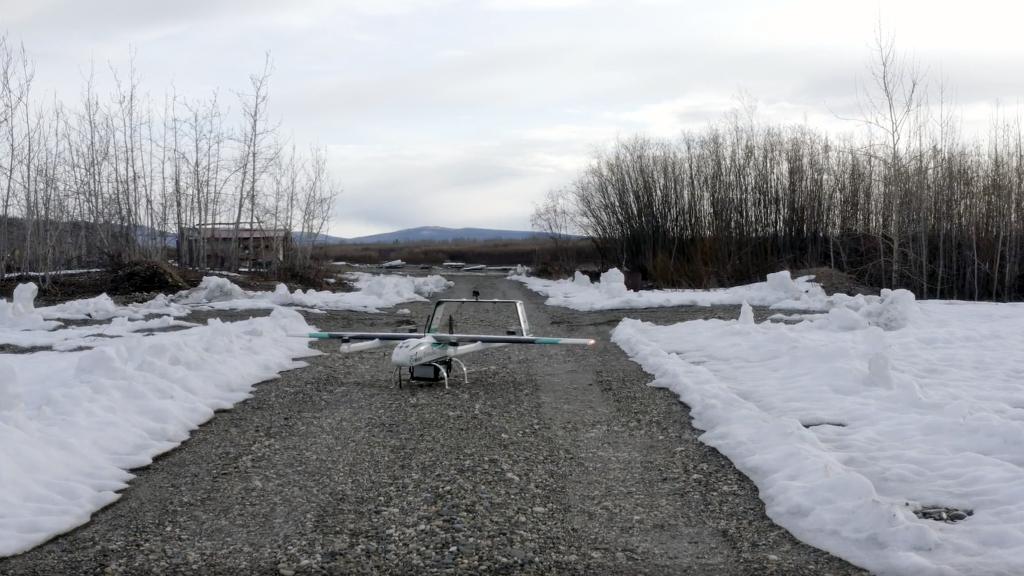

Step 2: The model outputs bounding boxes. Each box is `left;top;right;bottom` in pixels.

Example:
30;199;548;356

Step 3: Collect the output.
570;37;1024;299
0;38;339;283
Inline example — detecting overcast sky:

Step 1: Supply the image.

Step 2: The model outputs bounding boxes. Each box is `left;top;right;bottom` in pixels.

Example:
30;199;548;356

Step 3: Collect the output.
2;0;1022;236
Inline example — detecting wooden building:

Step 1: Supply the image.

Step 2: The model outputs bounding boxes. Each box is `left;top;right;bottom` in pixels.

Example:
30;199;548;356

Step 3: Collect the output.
182;224;291;270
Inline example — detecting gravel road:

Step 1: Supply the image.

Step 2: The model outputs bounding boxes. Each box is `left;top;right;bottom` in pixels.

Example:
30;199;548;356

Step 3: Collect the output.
0;274;868;575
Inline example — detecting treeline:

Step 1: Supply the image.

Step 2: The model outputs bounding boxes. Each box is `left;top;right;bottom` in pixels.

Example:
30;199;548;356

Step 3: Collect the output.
0;36;338;280
553;37;1024;300
317;238;598;269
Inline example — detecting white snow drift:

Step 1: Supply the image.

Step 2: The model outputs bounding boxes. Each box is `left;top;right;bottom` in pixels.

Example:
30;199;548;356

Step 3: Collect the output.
512;268;834;311
613;295;1024;575
0;308;318;557
176;272;451;313
0;272;451;349
0;283;194;348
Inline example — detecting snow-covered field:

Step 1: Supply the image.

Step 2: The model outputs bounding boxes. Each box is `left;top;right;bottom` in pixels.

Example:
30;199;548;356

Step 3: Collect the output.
512;268;835;311
569;271;1024;575
0;271;451;556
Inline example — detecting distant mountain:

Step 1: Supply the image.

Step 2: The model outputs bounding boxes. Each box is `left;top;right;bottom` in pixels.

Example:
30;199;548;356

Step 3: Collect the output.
162;226;564;247
345;226;557;244
291;231;348;245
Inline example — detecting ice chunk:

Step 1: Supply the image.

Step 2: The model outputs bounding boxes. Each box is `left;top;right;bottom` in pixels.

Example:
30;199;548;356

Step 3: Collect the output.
598;268;629;298
176;276;246;304
12;283;37;316
738;301;755;325
765;270;805;299
0;283;62;331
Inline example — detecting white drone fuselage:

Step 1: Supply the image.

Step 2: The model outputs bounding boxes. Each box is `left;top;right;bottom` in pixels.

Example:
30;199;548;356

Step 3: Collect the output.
390;336;494;367
337;336;502;367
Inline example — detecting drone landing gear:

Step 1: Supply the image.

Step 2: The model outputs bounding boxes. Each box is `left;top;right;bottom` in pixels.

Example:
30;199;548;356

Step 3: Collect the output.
398;358;469;390
450;358;468;384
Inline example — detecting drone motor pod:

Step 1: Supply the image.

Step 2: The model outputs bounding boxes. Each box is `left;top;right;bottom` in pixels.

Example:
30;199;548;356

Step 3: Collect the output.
339;339;383;353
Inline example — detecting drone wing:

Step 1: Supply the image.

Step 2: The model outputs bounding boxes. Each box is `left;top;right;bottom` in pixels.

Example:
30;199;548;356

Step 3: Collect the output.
430;334;595;346
301;331;425;341
299;332;594;346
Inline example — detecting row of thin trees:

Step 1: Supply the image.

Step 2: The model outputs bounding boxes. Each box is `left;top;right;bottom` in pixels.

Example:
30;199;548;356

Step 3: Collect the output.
0;36;338;280
549;35;1024;300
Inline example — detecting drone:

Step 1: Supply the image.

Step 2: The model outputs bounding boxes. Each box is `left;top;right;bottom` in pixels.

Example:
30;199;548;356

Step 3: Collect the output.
299;297;595;388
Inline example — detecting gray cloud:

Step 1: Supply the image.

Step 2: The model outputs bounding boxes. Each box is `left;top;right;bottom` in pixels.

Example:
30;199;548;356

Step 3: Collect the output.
3;0;1021;235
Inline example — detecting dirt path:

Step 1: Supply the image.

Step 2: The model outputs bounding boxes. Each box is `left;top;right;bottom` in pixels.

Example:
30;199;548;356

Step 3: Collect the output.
0;275;867;575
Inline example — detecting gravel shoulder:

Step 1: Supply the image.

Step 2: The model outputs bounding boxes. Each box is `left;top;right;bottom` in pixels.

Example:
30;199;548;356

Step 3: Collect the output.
0;275;868;575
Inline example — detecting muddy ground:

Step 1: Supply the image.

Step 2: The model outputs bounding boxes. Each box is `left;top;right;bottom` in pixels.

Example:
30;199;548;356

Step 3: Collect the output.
0;273;867;575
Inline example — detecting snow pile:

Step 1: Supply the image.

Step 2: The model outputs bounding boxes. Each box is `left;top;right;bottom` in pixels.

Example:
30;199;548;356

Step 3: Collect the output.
174;275;246;305
1;272;451;350
0;283;195;349
822;289;920;331
507;264;530;276
512;268;829;311
612;299;1024;575
0;315;197;349
36;292;189;321
38;294;183;321
347;272;450;301
0;308;318;557
514;268;920;325
173;272;452;313
0;284;60;332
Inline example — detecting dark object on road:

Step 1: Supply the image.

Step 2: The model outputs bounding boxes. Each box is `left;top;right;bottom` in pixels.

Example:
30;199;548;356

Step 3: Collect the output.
914;506;973;523
794;267;879;296
108;260;189;295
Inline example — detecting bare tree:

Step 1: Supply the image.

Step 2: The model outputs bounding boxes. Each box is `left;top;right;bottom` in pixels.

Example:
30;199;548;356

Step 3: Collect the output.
230;53;278;271
530;187;576;273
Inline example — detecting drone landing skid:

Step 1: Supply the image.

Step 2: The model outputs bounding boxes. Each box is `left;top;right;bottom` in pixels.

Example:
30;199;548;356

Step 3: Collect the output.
395;358;469;390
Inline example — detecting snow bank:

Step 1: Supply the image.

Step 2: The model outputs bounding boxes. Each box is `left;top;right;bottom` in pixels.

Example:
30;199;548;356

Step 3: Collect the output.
514;268;922;327
0;308;318;557
0;284;194;349
1;272;450;350
612;299;1024;575
174;272;451;313
35;292;190;321
512;269;831;311
0;315;197;349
